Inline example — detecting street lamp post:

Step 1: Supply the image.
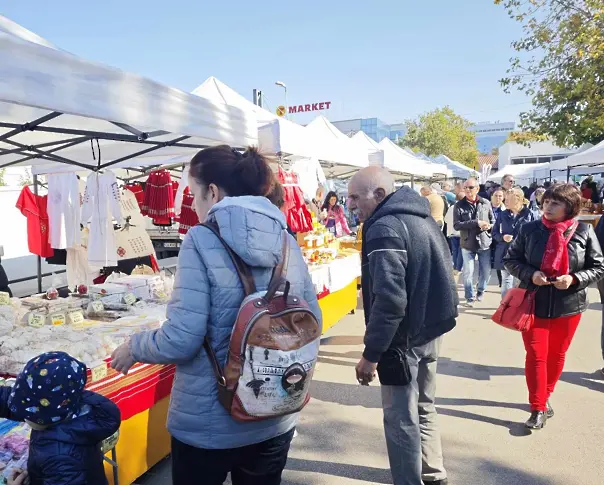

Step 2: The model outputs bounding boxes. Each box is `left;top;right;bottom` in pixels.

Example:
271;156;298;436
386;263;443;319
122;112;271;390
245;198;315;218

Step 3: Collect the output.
275;81;287;119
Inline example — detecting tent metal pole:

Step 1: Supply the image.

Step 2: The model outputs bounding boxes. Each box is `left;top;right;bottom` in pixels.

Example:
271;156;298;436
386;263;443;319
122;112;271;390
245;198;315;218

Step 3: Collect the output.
33;175;43;294
0;137;92;169
566;167;570;182
0;112;62;142
411;175;415;189
98;136;192;170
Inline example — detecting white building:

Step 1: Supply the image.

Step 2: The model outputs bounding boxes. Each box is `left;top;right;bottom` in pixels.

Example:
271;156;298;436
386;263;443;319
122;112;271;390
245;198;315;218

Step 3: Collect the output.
498;140;586;169
469;121;516;154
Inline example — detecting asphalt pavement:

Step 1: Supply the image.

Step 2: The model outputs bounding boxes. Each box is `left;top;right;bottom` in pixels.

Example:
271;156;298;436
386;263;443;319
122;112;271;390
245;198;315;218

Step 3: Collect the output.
136;277;604;484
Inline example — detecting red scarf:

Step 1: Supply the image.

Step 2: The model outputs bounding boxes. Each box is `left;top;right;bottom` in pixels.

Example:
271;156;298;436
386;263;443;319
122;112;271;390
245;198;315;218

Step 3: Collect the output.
540;217;577;277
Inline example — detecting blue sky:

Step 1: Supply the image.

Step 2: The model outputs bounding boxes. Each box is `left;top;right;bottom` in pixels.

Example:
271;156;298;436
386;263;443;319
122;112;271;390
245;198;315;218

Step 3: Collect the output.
2;0;528;126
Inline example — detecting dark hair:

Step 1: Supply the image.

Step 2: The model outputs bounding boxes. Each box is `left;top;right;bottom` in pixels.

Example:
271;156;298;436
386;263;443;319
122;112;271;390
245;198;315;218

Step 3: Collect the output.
542;183;582;219
189;145;274;197
266;181;285;209
321;191;339;212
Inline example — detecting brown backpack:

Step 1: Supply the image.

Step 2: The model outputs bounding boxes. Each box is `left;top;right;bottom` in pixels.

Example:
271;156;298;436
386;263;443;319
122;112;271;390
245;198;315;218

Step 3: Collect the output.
201;223;321;422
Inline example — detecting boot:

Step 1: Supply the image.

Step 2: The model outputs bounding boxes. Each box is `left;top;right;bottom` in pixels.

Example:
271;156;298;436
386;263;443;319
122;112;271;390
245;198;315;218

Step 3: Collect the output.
525;411;547;430
546;400;554;419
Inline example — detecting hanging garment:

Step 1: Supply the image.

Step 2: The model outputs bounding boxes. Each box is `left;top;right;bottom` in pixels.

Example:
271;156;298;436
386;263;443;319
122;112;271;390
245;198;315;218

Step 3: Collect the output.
152;180;179;226
173;164;190;217
278;167;313;233
66;246;93;287
124;183;145;210
142;170;175;218
47;173;81;249
81;170;123;268
178;192;199;235
291;158;326;201
16;186;54;258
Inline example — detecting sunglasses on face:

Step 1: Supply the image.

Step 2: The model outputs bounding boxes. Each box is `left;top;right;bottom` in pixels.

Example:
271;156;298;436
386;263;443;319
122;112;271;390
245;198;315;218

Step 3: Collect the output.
464;186;476;190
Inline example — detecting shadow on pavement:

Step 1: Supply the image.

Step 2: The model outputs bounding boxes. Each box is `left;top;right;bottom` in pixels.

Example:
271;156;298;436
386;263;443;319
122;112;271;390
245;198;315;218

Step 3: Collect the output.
285;457;392;484
320;335;364;346
437;406;531;437
438;357;604;392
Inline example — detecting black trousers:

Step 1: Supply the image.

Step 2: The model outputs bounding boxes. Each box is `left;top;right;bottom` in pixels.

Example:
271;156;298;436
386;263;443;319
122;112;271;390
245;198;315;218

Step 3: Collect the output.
171;428;295;485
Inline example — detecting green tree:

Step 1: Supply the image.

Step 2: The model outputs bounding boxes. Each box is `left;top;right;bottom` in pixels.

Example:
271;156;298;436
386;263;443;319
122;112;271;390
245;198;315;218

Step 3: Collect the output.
400;106;479;168
505;131;549;145
496;0;604;147
18;169;32;187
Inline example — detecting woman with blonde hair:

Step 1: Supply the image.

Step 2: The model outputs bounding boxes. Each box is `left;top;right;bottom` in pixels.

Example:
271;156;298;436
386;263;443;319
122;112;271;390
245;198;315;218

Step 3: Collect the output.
493;187;535;298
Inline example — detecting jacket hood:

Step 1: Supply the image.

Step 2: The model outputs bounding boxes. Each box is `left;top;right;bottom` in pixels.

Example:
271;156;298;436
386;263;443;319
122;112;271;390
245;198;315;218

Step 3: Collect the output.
206;196;287;268
33;391;120;446
371;186;431;221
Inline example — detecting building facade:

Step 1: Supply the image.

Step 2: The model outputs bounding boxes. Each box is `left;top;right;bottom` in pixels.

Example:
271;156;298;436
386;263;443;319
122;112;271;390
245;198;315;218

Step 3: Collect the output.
331;118;404;142
332;118;516;150
498;140;583;168
469;121;516;154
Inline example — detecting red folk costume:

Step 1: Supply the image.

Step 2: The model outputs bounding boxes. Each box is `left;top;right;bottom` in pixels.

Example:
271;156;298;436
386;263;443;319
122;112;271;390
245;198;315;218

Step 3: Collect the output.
16;186;54;258
178;188;199;235
277;167;313;233
124;183;145;210
142;170;175;226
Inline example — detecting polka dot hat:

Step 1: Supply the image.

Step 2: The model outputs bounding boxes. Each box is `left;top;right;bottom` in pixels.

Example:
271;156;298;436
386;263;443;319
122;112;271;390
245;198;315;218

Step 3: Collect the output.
9;351;87;426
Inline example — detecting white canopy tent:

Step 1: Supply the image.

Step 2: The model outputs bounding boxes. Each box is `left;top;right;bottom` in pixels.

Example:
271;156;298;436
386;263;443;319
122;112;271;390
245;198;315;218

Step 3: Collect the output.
549;140;604;172
0;19;257;176
433;155;479;179
305;116;369;177
486;163;542;185
351;131;384;166
377;138;434;179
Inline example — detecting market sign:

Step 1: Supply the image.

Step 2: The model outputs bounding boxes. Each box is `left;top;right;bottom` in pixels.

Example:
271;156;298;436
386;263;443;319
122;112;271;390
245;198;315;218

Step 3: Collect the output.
289;102;331;114
276;105;287;117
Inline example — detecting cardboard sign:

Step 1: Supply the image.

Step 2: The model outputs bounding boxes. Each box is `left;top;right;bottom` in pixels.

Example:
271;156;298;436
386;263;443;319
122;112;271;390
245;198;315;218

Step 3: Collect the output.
0;292;10;306
68;310;85;325
90;301;104;312
28;313;46;328
91;363;108;382
51;313;66;326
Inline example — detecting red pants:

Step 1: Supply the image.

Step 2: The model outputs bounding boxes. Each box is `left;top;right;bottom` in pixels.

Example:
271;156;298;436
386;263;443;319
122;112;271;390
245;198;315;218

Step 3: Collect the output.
522;314;581;411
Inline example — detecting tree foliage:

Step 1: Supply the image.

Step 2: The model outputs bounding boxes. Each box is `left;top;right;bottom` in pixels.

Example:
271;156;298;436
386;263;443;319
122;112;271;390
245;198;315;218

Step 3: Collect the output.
505;130;549;145
18;169;32;187
400;106;479;168
497;0;604;147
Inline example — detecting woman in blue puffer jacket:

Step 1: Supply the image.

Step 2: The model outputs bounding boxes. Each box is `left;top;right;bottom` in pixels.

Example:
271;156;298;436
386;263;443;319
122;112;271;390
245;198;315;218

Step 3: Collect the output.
111;146;322;485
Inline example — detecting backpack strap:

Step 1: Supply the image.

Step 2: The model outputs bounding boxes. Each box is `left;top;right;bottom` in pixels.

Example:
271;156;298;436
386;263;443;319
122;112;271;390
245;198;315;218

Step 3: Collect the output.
201;222;257;296
265;233;291;301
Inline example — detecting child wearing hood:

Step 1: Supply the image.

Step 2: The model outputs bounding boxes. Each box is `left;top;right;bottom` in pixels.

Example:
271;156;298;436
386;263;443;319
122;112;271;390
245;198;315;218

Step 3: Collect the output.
0;351;121;485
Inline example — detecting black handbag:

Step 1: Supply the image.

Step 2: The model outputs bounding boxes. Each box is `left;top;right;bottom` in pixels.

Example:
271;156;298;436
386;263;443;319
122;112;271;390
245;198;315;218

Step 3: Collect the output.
377;346;412;386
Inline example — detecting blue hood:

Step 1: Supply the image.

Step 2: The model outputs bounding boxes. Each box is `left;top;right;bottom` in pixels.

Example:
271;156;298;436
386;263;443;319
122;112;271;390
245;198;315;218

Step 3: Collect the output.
206;196;287;268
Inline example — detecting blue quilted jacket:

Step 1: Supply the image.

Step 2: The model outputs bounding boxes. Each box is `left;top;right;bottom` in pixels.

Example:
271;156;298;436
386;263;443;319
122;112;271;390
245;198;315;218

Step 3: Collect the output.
130;196;322;449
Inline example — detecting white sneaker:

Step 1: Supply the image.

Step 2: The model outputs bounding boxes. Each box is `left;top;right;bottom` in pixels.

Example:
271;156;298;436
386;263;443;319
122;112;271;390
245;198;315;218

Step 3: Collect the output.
463;300;475;308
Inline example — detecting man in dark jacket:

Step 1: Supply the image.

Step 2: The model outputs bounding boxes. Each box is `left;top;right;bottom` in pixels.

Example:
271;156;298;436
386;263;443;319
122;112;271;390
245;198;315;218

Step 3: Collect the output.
453;177;495;307
348;167;458;485
594;216;604;375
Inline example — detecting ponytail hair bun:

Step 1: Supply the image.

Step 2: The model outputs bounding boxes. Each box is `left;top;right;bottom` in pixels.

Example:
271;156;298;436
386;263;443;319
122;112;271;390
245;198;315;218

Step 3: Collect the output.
189;145;274;197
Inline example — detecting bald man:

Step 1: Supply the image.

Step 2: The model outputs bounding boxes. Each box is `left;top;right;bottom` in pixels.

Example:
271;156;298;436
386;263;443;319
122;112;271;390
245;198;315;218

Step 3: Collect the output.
348;167;457;485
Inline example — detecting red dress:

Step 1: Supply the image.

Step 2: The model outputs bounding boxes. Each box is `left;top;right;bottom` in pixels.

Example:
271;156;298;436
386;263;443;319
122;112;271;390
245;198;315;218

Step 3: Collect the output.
124;183;144;210
278;167;312;233
142;170;175;219
178;190;199;235
16;186;54;258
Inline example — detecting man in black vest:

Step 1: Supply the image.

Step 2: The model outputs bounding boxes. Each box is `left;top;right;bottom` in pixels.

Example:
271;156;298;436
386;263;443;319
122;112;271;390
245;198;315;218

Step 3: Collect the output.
348;167;458;485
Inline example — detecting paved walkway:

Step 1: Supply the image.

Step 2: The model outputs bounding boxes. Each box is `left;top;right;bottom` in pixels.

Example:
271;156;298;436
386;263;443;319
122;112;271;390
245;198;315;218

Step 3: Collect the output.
137;279;604;484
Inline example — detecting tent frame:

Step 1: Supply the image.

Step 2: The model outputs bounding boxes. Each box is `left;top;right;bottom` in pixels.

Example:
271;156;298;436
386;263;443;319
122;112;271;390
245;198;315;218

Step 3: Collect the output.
0;111;217;172
0;111;230;294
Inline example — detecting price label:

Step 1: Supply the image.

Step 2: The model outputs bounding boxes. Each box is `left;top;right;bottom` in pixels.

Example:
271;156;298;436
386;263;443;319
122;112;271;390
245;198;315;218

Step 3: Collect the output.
68;310;85;325
28;313;46;328
91;363;108;382
155;291;167;300
0;292;10;306
123;293;137;305
91;301;104;312
51;313;66;326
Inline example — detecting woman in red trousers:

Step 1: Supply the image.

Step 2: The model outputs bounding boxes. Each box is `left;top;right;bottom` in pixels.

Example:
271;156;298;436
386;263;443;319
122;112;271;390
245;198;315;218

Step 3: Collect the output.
504;183;604;429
